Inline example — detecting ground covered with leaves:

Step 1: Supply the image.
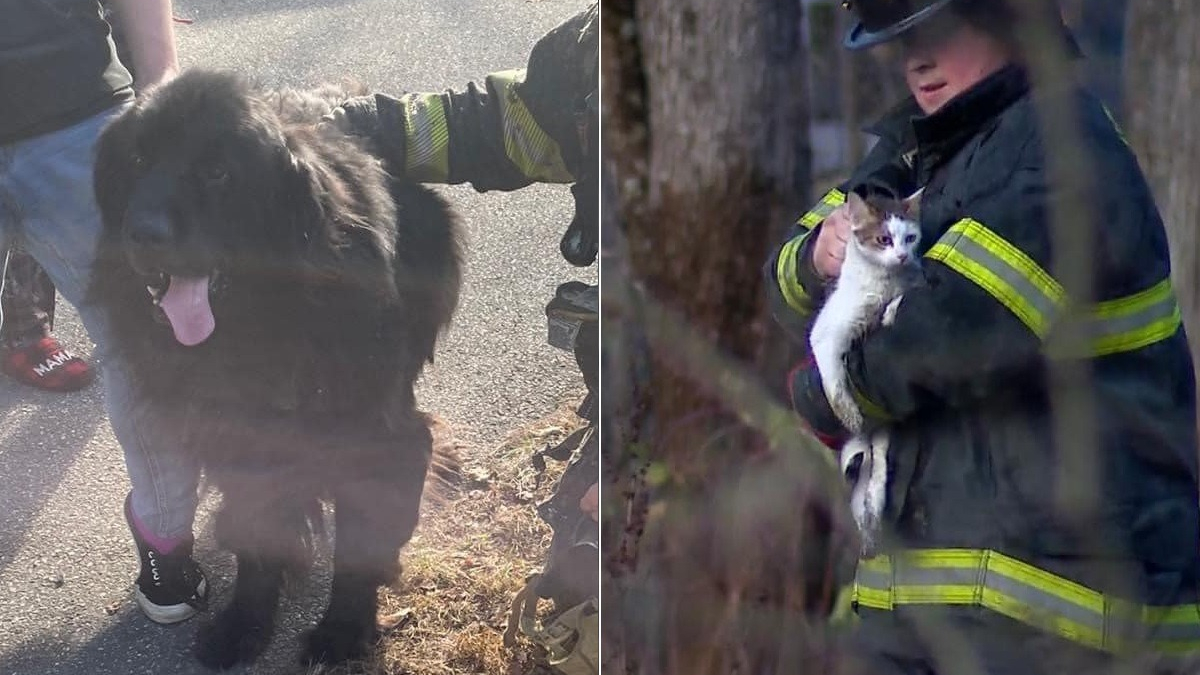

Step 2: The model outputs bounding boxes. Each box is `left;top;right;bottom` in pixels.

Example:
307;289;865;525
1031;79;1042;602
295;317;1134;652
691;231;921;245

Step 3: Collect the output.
311;394;586;675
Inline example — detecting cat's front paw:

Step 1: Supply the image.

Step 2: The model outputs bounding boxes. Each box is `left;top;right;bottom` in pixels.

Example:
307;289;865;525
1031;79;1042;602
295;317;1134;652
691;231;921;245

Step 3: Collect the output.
856;470;887;558
858;518;881;558
881;295;904;327
849;484;876;555
829;388;864;433
862;471;888;522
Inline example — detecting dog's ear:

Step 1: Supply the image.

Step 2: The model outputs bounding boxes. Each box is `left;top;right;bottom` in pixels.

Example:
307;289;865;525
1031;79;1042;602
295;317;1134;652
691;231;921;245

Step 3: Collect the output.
281;127;399;298
283;133;336;232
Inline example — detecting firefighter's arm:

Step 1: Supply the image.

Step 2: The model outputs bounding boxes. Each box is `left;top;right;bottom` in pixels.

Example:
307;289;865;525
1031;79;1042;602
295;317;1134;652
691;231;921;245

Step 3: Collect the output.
331;73;569;190
788;356;853;449
329;5;595;192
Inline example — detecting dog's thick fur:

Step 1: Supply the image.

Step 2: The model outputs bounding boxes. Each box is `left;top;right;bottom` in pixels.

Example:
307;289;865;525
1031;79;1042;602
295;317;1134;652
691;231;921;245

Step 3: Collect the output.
88;69;462;669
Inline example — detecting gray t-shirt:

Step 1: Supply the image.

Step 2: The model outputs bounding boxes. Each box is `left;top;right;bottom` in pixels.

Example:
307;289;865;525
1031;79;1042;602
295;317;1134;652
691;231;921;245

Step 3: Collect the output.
0;0;134;145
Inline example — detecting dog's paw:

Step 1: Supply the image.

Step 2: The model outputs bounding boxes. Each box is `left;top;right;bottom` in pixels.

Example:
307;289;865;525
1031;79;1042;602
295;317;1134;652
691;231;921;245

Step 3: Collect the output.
302;619;376;667
195;611;272;671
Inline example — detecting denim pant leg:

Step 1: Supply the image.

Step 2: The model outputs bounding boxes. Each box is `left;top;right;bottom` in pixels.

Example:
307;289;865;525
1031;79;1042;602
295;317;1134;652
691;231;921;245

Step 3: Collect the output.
1;105;200;541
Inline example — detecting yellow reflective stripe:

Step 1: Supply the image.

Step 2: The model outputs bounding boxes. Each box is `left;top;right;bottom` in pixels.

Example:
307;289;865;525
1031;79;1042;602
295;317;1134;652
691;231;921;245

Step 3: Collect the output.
925;218;1065;338
798;188;846;229
926;218;1182;356
401;93;450;183
775;230;814;316
1087;278;1183;356
775;189;847;317
852;548;1200;654
489;69;573;183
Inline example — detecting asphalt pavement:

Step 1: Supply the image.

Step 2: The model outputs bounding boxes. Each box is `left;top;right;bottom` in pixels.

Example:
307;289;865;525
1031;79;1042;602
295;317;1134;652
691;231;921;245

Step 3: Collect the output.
0;1;594;673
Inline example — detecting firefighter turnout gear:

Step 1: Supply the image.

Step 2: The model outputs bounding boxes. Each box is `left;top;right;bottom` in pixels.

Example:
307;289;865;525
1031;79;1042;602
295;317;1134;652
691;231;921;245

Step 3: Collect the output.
840;0;1081;55
841;0;958;49
765;62;1200;668
331;4;596;192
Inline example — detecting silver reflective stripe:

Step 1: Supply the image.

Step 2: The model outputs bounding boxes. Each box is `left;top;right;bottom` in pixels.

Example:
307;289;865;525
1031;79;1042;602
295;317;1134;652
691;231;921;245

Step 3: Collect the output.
853;550;1200;653
1144;616;1200;643
401;93;449;183
489;69;573;183
928;220;1180;355
937;228;1062;335
1090;299;1176;338
896;564;976;588
984;567;1101;631
855;564;891;591
1106;609;1151;645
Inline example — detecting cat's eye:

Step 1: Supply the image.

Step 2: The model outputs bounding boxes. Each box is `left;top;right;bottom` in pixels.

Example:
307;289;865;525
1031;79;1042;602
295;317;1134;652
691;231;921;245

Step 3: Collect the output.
904;234;917;244
876;234;893;246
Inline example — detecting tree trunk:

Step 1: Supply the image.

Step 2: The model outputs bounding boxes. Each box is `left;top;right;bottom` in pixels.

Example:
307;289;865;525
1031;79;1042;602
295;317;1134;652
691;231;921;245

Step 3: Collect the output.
836;6;864;166
1124;1;1200;407
603;0;810;352
601;2;856;674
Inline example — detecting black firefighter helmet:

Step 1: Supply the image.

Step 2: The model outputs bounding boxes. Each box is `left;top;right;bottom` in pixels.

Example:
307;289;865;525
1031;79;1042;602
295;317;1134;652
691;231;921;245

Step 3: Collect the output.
840;0;1081;55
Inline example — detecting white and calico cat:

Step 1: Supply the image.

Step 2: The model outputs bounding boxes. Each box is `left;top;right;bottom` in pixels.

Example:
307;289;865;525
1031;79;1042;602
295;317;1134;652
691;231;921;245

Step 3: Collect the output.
808;189;923;556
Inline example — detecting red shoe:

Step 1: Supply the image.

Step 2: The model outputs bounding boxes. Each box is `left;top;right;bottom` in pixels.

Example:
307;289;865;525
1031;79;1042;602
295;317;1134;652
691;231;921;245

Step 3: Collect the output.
1;336;95;392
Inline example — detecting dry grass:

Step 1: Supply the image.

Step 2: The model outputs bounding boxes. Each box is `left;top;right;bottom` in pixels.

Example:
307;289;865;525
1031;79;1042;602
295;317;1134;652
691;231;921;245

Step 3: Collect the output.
308;393;588;675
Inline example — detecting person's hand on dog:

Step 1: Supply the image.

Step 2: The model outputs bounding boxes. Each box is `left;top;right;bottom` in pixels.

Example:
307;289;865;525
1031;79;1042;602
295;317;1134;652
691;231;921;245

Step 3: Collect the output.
317;96;409;176
318;96;376;140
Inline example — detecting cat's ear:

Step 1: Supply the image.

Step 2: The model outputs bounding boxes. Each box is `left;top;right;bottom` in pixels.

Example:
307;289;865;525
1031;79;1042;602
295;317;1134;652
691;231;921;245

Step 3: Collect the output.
845;191;872;230
901;189;923;221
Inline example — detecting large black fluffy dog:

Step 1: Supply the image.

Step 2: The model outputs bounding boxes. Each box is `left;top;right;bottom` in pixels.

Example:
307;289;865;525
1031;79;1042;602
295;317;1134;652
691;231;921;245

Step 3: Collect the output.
88;69;462;669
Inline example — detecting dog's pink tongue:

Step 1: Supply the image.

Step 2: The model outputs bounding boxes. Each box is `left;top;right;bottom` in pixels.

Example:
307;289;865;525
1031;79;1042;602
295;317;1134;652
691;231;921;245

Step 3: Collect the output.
160;276;215;346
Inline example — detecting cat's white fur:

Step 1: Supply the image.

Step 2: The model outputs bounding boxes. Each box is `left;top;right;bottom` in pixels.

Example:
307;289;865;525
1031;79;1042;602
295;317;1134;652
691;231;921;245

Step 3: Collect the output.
808;189;922;556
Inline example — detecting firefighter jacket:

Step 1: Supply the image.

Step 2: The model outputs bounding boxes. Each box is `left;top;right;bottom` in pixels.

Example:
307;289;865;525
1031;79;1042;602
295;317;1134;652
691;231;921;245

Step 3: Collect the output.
765;63;1200;655
331;3;596;192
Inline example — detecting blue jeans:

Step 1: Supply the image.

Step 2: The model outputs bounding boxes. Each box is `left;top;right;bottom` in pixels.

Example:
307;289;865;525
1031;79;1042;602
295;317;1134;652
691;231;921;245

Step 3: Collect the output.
0;105;200;541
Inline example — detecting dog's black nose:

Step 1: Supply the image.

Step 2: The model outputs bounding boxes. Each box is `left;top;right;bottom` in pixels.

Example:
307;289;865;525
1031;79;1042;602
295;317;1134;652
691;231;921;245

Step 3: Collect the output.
124;212;174;247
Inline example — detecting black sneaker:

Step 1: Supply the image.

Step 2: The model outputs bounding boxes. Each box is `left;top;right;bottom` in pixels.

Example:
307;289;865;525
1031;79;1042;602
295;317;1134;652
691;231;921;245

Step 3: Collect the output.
124;493;208;624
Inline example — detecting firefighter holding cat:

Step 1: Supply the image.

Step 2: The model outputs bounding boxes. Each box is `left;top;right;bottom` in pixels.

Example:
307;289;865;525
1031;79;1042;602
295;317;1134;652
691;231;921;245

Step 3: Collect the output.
765;0;1200;672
